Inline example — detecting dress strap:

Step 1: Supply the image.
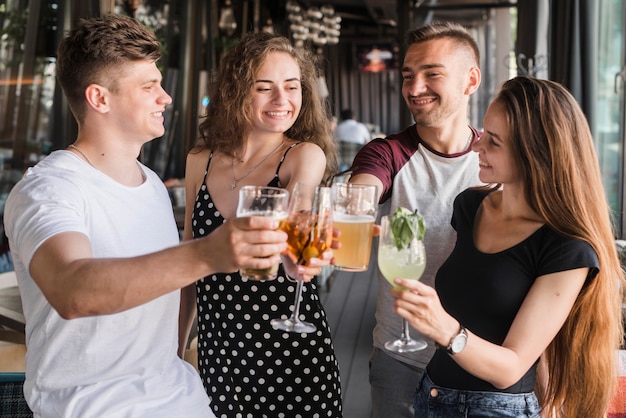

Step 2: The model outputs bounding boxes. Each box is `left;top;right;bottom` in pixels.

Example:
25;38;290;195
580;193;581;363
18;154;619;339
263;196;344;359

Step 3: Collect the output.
271;142;301;187
202;152;214;184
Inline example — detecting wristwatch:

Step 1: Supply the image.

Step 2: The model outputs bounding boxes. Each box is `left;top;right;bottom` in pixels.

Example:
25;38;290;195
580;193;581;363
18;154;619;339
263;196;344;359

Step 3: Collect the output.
446;325;468;355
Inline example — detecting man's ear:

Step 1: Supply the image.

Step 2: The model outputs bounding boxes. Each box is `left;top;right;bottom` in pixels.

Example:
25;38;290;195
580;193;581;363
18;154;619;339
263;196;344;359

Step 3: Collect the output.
465;66;481;96
84;84;110;114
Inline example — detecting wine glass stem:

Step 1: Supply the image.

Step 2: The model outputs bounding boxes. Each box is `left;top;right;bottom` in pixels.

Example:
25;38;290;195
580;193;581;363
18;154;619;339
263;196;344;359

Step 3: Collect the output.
288;279;305;322
400;319;412;343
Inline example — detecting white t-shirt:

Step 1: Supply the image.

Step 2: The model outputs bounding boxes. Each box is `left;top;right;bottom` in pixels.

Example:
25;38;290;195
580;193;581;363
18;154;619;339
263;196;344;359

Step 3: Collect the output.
334;119;371;144
4;151;214;418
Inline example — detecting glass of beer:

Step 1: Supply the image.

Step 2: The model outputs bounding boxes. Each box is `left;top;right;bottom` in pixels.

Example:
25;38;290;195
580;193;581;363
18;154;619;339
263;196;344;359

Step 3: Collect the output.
331;183;378;271
236;186;289;281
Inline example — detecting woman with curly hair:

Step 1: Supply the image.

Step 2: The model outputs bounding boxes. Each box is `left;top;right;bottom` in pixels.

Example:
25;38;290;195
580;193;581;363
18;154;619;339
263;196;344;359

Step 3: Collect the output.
178;32;341;417
391;76;624;418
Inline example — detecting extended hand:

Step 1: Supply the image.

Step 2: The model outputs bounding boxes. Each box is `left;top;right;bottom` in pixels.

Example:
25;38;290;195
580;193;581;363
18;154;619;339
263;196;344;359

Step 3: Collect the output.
202;216;287;274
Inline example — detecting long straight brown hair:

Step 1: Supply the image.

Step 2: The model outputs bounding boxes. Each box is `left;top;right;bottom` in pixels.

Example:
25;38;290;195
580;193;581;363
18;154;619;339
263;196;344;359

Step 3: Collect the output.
494;76;624;417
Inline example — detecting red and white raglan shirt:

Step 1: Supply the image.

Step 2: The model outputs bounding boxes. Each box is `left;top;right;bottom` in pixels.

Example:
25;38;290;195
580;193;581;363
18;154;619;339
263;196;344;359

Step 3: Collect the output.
351;124;483;368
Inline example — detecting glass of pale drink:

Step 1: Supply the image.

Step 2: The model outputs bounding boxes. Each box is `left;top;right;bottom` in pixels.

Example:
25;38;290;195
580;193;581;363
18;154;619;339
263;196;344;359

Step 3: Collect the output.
378;214;427;352
331;183;377;271
236;186;289;281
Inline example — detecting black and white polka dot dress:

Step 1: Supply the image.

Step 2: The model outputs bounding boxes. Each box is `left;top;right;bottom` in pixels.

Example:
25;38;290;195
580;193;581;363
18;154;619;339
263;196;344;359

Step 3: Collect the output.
191;148;343;418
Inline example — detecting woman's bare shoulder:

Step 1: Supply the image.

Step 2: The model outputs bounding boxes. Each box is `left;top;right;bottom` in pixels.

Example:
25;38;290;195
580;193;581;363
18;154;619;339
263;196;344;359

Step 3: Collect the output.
186;147;212;163
287;141;325;159
185;147;213;177
281;141;326;185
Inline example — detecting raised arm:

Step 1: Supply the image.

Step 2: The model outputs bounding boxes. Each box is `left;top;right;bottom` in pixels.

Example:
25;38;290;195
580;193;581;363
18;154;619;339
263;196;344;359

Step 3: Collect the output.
29;216;287;320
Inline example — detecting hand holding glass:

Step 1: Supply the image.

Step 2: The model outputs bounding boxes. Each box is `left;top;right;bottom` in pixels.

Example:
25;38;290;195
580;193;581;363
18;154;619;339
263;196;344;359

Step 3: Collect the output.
271;183;333;333
235;186;289;281
378;215;427;352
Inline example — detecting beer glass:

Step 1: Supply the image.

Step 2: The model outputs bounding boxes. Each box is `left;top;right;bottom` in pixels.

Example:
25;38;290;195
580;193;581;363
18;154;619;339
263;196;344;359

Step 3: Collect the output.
331;183;377;271
236;186;289;281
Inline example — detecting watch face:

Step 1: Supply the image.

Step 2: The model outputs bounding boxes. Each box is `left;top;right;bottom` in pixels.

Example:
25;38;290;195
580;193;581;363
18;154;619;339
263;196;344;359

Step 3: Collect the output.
451;334;467;353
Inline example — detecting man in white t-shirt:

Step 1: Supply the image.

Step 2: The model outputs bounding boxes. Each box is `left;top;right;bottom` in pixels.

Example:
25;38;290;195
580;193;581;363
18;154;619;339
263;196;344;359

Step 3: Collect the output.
334;108;371;171
335;108;371;145
349;22;484;418
3;15;287;418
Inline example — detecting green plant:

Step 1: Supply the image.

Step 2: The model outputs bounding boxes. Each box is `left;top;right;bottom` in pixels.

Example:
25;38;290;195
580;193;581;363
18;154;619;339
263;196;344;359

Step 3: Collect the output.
389;207;426;250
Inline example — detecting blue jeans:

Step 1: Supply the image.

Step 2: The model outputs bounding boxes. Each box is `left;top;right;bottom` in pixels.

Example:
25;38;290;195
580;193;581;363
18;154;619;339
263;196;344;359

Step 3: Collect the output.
414;373;541;418
370;348;425;418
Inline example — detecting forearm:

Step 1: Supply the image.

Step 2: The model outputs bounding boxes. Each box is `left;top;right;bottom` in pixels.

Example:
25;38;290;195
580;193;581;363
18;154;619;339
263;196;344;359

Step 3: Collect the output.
348;173;383;201
40;239;211;319
31;217;286;319
446;330;537;389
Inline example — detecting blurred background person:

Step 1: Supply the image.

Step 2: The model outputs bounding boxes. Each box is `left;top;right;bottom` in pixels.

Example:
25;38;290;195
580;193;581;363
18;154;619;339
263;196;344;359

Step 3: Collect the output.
335;108;371;171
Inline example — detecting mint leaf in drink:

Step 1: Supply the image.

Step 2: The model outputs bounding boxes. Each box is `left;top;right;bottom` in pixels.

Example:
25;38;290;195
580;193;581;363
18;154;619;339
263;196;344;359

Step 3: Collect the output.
390;207;425;250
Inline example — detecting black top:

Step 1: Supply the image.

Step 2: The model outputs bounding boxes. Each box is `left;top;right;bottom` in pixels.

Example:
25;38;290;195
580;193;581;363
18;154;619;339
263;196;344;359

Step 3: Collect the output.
427;188;599;392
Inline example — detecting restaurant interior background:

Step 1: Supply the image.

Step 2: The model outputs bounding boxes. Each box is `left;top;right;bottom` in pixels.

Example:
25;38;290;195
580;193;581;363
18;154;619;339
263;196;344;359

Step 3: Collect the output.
0;0;624;272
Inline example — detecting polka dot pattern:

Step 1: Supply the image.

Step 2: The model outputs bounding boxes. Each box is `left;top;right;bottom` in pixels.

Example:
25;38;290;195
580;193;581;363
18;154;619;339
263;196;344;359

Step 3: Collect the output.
191;154;343;417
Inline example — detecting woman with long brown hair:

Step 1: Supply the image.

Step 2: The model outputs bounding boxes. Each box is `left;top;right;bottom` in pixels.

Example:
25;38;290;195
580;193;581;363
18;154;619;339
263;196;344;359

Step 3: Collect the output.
178;32;341;416
391;76;624;417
